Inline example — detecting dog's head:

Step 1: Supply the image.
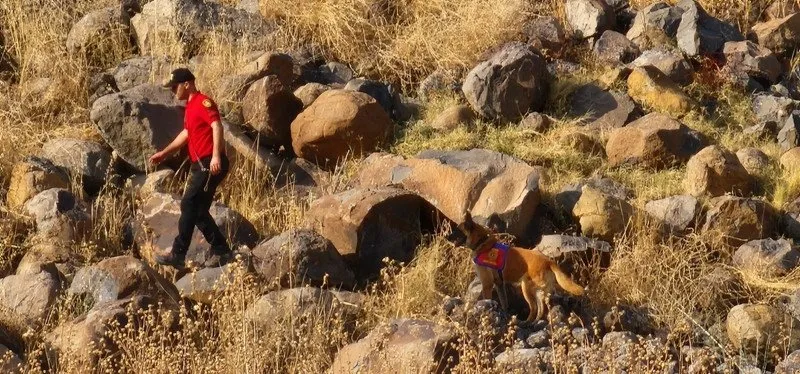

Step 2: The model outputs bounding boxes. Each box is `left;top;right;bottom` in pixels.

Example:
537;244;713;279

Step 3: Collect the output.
455;211;496;251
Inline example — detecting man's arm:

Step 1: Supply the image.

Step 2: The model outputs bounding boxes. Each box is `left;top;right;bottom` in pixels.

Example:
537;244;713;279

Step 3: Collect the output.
149;129;188;165
209;121;225;175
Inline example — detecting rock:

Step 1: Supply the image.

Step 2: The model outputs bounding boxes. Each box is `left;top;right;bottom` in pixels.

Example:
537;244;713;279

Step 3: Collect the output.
90;84;185;172
251;229;355;289
245;287;343;324
44;296;156;367
293;82;330;108
290;89;393;168
645;195;700;233
16;243;74;278
0;270;60;326
462;42;550;123
40;138;112;195
417;70;458;102
593;30;640;64
626;3;684;46
736;147;771;174
305;188;432;280
127;169;176;198
572;185;635;242
495;348;551;372
630;48;694;86
133;192;259;268
68;256;180;310
561;132;604;156
519;112;552;133
556;176;634;215
130;0;273;58
727;304;800;355
748;13;800;56
430;104;477;131
112;56;174;92
702;196;778;246
6;156;70;210
344;78;395;118
318;62;354;85
330;319;457;374
776;350;800;374
605;112;704;169
213;73;259;127
753;93;797;124
66;7;131;63
534;235;612;259
744;121;780;139
174;264;242;304
522;16;567;55
676;0;744;56
241;75;303;150
23;188;91;245
627;66;697;117
237;51;295;88
684;145;753;197
781;147;800;173
723;41;783;85
387;149;543;239
779;113;800;152
565;0;616;39
733;238;800;276
569;84;639;130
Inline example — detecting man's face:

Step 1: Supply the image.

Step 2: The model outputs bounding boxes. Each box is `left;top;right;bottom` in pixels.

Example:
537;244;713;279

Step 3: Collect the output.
171;82;190;100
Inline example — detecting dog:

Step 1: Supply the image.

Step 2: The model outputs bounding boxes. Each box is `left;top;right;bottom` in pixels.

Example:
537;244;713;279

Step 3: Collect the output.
456;211;585;323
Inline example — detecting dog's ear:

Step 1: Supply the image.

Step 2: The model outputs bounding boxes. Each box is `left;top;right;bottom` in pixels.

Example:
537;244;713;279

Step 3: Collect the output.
462;211;475;231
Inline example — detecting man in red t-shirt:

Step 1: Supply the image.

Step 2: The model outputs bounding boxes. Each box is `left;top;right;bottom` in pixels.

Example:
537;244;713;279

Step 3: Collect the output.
149;68;232;269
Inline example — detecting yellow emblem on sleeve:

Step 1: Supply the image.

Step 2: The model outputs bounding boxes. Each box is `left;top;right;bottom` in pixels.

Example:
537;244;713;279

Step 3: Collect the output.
202;98;214;108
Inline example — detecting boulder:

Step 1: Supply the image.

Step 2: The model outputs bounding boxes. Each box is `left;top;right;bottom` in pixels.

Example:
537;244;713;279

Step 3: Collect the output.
344;78;395;118
723;41;783;85
251;229;355;289
627;66;697;117
736;147;771;175
495;348;552;372
237;51;295;88
593;30;640;64
702;196;778;246
174;264;242;304
290;89;393;168
127;169;177;198
417;70;458;102
781;147;800;173
744;121;780;139
753;93;797;124
66;7;132;63
0;270;60;326
519;112;552;133
40;138;112;195
684;145;753;197
462;42;550;123
748;13;800;56
90;84;185;172
572;185;635;242
330;319;457;374
779;113;800;152
241;75;303;150
630;48;694;86
293;82;330;108
430;104;477;131
676;0;744;56
626;3;684;46
68;256;180;310
318;62;354;85
213;73;259;127
533;235;612;259
6;156;70;210
133;192;259;268
726;304;800;355
245;287;344;324
556;176;634;215
564;0;616;39
522;16;567;55
305;188;432;280
645;195;700;233
777;350;800;374
569;84;640;130
23;188;91;245
44;296;156;368
605;112;704;169
112;56;174;92
733;238;800;276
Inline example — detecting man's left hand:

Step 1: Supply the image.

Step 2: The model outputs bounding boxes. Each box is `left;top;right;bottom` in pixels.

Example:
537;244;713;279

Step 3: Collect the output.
210;155;221;175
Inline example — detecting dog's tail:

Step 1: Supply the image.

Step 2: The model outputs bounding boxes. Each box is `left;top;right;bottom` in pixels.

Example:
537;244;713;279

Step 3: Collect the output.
549;262;585;296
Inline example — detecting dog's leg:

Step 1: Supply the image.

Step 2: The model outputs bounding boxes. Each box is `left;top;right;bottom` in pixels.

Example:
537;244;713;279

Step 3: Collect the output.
521;278;538;322
496;280;509;311
535;289;547;322
477;268;494;300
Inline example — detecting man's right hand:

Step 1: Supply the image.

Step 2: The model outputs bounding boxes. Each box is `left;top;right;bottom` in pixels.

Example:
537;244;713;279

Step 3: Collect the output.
149;151;166;165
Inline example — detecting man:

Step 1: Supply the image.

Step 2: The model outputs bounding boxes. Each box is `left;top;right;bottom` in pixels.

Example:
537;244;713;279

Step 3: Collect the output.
149;67;232;268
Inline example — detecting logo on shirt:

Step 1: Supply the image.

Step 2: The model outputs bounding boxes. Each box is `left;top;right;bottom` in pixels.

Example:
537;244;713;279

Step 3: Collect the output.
202;99;215;109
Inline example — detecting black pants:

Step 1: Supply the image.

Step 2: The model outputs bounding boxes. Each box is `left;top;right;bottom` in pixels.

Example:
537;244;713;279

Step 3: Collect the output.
172;154;231;255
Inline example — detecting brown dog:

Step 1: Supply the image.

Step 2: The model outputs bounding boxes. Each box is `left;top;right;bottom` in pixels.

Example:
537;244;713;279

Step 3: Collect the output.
457;212;585;322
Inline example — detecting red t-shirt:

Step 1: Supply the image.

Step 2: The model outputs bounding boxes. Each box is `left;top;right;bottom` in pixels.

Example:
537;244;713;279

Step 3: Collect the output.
184;92;221;162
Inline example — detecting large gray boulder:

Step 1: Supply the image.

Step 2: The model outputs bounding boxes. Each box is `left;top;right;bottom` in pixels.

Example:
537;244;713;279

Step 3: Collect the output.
630;48;694;86
733;238;800;277
569;84;640;130
24;188;92;245
593;30;640;64
66;6;133;64
723;41;783;85
605;112;704;169
748;13;800;56
0;270;61;327
241;74;303;150
112;56;174;92
565;0;616;39
779;113;800;152
676;0;744;56
645;195;700;234
6;156;70;211
462;42;550;123
40;138;112;195
626;3;684;46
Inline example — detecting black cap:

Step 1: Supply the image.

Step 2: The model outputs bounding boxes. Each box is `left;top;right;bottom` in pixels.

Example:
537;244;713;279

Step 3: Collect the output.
162;68;195;88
